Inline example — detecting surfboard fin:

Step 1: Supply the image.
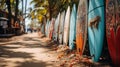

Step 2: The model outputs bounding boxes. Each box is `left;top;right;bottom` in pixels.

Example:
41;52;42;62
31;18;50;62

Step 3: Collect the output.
88;54;95;59
73;40;76;44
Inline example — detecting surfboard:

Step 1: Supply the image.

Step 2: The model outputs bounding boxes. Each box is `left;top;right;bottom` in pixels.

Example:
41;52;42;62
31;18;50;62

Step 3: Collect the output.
76;0;88;55
45;20;49;36
69;4;77;50
47;21;51;37
114;1;120;66
53;13;60;42
49;18;55;39
63;6;70;45
41;23;44;34
106;0;120;66
58;11;65;44
88;0;105;62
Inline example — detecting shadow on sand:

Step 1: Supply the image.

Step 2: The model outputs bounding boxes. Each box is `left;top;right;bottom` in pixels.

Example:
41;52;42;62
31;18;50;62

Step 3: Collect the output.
0;36;56;67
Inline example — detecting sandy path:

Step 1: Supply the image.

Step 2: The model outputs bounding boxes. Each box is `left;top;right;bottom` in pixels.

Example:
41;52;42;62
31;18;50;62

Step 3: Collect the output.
0;33;58;67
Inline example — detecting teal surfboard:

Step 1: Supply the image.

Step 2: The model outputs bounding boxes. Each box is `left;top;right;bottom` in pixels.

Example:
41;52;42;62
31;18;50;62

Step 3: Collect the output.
58;11;65;44
69;4;77;50
88;0;105;61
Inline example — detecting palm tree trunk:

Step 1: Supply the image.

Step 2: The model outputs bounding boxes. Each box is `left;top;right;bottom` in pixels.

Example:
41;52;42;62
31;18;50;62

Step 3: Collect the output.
14;0;19;35
23;0;27;32
25;0;27;16
21;0;25;33
22;0;23;14
6;0;12;28
15;0;19;22
48;1;52;20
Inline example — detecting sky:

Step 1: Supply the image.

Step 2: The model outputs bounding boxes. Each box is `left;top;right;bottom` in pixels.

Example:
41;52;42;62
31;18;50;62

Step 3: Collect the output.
19;0;34;30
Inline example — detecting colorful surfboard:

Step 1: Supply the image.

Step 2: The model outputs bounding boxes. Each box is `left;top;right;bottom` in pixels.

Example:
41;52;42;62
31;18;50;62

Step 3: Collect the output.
76;0;88;55
58;11;65;44
63;6;70;45
88;0;105;61
53;13;60;42
69;4;77;50
106;0;120;66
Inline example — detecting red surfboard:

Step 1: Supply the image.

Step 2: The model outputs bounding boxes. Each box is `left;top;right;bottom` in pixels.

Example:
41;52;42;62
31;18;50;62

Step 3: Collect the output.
106;0;120;66
49;18;55;39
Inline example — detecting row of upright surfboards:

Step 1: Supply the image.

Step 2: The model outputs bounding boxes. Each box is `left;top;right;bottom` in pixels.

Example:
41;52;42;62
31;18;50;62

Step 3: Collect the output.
41;0;120;66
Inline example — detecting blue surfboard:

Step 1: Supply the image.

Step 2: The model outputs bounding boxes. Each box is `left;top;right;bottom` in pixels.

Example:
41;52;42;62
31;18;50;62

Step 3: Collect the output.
69;4;77;50
88;0;105;61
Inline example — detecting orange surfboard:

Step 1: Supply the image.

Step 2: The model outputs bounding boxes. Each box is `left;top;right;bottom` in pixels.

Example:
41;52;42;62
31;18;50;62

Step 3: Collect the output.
76;0;88;55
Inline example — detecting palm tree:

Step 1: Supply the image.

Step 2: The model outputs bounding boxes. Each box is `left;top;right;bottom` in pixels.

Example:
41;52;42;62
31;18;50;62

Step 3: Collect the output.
25;0;27;17
21;0;23;14
23;0;27;32
15;0;19;22
21;0;25;33
0;0;6;10
6;0;12;28
30;0;79;20
29;0;79;34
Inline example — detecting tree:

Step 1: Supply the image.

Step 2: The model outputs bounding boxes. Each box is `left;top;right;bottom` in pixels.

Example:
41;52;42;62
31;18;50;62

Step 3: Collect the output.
15;0;19;22
28;0;79;34
6;0;12;27
5;0;21;27
0;0;6;10
30;0;79;20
